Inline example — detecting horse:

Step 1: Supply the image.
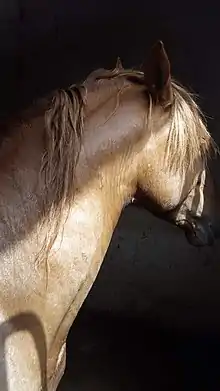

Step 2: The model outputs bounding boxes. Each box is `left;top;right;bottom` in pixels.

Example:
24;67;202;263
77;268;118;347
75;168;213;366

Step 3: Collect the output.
0;40;219;390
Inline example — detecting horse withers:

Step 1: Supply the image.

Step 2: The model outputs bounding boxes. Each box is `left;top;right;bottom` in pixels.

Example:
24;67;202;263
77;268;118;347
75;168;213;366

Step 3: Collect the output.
0;41;218;390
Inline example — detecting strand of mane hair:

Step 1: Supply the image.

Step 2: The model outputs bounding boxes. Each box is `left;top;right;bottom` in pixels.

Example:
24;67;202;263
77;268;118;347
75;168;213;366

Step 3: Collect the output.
35;85;86;285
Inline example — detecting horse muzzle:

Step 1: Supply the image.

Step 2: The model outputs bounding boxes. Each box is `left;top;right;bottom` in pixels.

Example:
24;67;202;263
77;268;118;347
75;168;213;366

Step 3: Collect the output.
177;216;215;247
130;197;217;247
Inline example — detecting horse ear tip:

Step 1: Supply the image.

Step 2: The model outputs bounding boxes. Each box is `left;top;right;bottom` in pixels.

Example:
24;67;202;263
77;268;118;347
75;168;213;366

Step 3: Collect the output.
154;40;164;50
116;56;123;70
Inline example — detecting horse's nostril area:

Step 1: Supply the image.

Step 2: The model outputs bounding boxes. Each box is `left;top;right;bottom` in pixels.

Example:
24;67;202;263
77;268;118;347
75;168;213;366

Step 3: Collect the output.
184;216;214;247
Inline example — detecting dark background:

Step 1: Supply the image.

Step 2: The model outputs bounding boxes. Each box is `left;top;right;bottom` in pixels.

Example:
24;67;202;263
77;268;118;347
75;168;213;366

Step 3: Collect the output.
1;1;220;390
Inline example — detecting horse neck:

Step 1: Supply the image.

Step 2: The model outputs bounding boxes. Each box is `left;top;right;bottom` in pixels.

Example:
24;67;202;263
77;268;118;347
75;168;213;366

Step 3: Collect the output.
0;80;146;263
75;80;147;223
0;83;147;377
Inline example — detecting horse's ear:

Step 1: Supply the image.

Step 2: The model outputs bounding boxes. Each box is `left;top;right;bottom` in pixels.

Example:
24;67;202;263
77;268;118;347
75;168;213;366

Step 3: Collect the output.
116;56;123;70
143;40;173;107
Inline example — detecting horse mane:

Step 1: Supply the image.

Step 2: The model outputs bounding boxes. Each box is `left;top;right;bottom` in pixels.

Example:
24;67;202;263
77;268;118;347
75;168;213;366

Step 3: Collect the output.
42;85;85;208
37;84;86;265
165;81;217;173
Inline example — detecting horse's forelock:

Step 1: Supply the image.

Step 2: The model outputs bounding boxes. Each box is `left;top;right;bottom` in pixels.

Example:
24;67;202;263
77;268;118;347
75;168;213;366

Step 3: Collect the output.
163;81;217;174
